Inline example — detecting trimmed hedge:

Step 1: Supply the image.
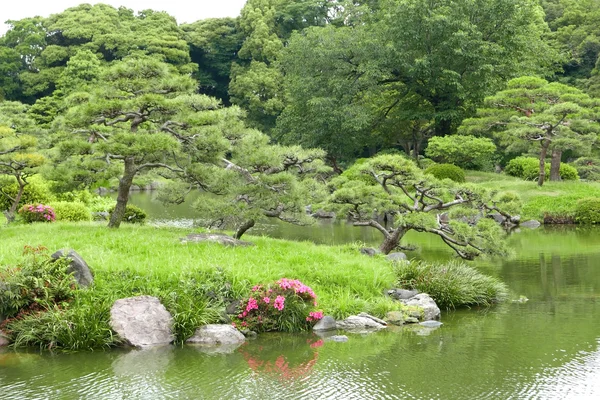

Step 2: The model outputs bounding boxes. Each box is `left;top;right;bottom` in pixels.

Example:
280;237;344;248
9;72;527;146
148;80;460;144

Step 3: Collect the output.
425;163;465;182
505;156;578;181
49;201;92;222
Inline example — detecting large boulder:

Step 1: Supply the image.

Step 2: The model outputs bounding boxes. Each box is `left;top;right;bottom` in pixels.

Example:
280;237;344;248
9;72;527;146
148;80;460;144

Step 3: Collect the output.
399;293;441;321
180;233;254;247
313;316;337;331
51;249;94;288
336;315;386;331
0;334;9;347
186;324;246;349
110;296;174;348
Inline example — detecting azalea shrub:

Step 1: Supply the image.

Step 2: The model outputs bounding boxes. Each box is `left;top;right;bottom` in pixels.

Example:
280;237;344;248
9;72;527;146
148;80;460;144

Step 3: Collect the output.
233;278;323;332
18;204;56;223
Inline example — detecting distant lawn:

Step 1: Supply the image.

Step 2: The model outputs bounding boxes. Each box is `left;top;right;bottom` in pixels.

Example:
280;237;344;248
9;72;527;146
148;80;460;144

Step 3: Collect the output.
466;171;600;221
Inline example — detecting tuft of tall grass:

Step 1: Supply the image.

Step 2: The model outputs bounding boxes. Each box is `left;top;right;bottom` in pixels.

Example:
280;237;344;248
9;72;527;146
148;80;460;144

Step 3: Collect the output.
394;260;508;309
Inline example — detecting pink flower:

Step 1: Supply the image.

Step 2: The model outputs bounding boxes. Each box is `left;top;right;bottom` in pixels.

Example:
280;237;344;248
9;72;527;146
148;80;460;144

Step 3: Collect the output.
231;322;237;328
251;285;262;292
309;311;323;320
246;297;258;312
263;297;270;304
274;295;285;311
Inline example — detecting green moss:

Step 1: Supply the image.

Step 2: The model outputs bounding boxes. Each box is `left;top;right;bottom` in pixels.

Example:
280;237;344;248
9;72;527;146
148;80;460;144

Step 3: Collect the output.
424;163;465;182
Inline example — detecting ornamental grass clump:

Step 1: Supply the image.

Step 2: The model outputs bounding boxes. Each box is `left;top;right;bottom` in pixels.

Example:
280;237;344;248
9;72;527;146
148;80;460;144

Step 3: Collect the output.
394;260;508;309
18;204;56;223
234;278;323;333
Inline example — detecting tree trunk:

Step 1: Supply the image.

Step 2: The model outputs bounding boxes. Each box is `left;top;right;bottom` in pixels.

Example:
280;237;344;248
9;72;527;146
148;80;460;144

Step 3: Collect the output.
234;219;255;240
537;140;550;187
378;227;407;255
550;149;562;181
108;157;137;228
4;176;26;224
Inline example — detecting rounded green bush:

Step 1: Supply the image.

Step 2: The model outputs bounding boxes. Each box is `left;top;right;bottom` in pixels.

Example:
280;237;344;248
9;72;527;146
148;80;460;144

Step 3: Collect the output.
425;163;465;182
49;201;92;222
505;156;578;181
109;204;147;223
574;197;600;224
0;178;53;211
572;157;600;181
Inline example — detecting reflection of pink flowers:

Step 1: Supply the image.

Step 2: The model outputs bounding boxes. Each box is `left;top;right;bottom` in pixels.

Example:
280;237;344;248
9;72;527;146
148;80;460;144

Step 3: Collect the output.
274;295;285;311
310;339;324;348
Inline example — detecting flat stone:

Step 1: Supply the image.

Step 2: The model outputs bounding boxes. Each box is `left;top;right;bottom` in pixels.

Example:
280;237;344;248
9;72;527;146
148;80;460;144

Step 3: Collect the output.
386;252;407;262
329;335;348;342
313;315;337;331
336;316;386;331
387;288;420;300
110;296;174;348
385;311;405;326
399;293;441;321
520;220;541;229
51;249;94;288
180;233;254;247
186;324;245;346
357;312;387;326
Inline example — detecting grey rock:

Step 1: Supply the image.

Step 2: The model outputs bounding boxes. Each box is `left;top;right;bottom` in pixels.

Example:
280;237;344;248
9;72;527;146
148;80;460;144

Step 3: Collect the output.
359;247;380;257
520;220;541;229
385;311;405;326
313;315;337;331
186;324;246;346
408;310;422;319
226;300;242;315
419;321;443;328
336;316;386;331
490;213;506;224
180;233;254;247
329;335;349;343
0;335;9;347
438;212;450;224
510;215;521;224
387;288;419;300
110;295;174;348
92;211;110;221
240;329;258;338
386;252;407;262
399;293;441;321
311;209;336;219
51;249;94;287
405;317;419;324
357;312;387;326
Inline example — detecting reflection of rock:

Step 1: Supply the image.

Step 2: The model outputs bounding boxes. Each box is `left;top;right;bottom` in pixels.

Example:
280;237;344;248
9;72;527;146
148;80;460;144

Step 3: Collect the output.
180;233;254;247
399;293;441;321
386;252;407;262
419;321;443;328
329;335;349;342
186;324;246;347
313;316;337;331
51;249;94;287
110;295;174;348
193;343;244;355
336;315;386;332
520;220;541;229
112;346;174;377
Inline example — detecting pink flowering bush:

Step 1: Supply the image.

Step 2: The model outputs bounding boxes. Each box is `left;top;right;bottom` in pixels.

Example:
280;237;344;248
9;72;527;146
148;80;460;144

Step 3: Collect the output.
18;204;56;223
233;278;323;332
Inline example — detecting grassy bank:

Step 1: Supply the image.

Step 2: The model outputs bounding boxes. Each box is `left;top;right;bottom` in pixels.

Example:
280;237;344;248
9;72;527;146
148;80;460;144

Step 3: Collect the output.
466;171;600;221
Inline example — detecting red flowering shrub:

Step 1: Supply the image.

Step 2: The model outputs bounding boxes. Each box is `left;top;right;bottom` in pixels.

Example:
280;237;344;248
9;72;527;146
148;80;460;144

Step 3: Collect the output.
18;204;56;223
233;278;323;332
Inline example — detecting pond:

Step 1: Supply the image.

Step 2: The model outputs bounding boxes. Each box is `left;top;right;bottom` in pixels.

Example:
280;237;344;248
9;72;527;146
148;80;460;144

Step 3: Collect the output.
1;192;599;399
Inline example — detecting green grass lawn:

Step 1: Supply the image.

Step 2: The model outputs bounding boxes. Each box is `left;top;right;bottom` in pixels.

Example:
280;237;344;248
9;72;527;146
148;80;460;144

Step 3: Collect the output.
466;171;600;220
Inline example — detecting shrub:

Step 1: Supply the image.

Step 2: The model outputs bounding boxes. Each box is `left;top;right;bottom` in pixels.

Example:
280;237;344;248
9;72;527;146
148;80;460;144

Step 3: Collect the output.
572;157;600;181
49;202;92;222
394;260;508;309
0;178;53;212
425;135;497;170
0;246;76;320
425;163;465;182
55;190;94;205
574;197;600;224
233;278;323;332
108;204;147;223
505;156;579;181
18;204;56;223
89;196;116;212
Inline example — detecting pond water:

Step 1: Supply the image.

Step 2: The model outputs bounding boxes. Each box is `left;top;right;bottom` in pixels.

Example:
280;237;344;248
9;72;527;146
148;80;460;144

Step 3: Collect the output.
1;192;599;399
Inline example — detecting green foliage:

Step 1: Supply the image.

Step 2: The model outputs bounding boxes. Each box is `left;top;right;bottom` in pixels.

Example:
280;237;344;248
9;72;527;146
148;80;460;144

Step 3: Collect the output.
49;201;92;222
394;260;509;309
109;204;147;224
0;246;76;319
88;196;116;212
505;156;579;181
425;136;497;171
574;197;600;224
572;157;600;181
0;177;53;211
425;164;466;183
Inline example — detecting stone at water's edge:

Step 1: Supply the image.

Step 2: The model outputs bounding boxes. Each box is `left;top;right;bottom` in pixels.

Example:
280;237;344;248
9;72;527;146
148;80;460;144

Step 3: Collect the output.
387;288;420;300
336;315;386;331
51;249;94;287
520;220;541;229
186;324;246;346
358;312;387;326
399;293;441;321
110;296;174;348
385;311;405;326
180;233;254;247
313;316;337;331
